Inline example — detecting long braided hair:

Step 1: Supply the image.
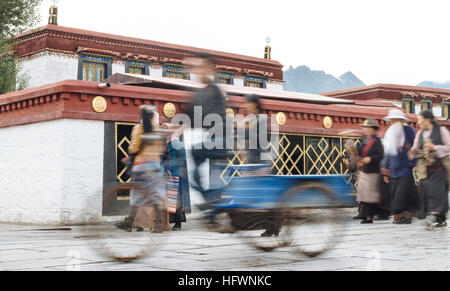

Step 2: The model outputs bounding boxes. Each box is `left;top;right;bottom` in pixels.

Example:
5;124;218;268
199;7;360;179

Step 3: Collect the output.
141;106;156;133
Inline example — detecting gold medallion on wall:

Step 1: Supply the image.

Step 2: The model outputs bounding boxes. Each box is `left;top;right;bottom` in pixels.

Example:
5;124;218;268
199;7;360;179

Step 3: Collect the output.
92;96;107;113
226;108;235;117
276;112;287;126
323;116;333;129
163;102;176;118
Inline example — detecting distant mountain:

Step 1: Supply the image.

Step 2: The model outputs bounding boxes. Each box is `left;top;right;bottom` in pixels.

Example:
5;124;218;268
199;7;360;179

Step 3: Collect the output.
283;65;366;94
417;81;450;90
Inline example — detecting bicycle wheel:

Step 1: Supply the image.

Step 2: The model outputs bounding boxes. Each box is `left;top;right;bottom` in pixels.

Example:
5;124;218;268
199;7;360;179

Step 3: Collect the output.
279;183;343;257
81;182;166;263
231;211;288;252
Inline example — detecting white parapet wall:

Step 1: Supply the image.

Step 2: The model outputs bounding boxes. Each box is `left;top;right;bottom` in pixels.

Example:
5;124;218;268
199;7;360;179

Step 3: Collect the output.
0;119;106;225
267;81;284;91
19;51;285;92
19;51;79;89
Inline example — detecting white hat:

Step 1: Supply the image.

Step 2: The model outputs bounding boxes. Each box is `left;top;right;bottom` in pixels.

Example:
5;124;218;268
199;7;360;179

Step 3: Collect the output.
383;109;410;122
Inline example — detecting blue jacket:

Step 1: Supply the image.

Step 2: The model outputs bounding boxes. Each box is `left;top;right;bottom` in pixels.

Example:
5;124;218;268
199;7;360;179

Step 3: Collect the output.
382;125;417;179
164;139;191;213
165;140;186;177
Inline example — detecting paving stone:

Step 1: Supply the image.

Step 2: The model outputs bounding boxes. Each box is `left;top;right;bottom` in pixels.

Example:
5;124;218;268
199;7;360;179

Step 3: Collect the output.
1;211;450;270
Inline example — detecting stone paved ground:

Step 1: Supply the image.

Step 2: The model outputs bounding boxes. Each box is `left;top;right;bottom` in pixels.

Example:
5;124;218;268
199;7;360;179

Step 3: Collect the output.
1;209;450;271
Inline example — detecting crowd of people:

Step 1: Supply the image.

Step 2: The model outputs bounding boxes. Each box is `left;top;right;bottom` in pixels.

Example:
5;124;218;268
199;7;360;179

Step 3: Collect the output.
114;51;450;234
345;109;450;229
115;53;266;233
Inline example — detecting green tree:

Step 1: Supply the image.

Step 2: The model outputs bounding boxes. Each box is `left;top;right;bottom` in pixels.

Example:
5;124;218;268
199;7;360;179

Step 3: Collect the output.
0;0;42;94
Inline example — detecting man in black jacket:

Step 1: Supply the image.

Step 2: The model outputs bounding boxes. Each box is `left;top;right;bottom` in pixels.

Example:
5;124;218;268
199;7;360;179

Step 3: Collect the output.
184;53;230;203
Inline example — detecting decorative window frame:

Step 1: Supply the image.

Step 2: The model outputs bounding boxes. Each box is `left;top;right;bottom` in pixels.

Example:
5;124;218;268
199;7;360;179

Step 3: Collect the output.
125;60;150;75
77;53;113;81
244;75;267;88
421;98;433;111
162;64;190;80
215;71;234;85
402;96;415;114
442;101;450;119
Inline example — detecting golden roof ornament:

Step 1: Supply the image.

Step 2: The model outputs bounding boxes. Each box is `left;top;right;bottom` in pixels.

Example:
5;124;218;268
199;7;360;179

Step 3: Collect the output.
49;0;58;25
264;37;271;60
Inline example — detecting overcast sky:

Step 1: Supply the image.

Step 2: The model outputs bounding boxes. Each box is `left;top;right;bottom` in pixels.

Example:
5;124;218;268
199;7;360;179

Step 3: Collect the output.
38;0;450;86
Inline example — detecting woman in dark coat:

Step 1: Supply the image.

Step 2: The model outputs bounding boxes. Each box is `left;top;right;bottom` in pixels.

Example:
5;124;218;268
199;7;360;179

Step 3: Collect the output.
381;109;419;224
356;119;384;224
163;128;191;231
410;110;450;229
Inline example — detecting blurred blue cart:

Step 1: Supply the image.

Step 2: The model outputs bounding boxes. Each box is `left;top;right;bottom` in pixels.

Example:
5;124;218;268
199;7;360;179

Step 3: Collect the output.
205;164;356;256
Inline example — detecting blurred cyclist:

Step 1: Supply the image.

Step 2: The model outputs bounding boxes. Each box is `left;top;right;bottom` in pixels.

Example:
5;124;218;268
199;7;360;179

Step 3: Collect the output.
184;53;230;203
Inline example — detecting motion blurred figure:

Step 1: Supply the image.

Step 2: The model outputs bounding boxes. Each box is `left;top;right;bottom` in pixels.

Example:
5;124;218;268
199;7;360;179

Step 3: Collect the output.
410;110;450;229
116;106;167;233
381;109;418;224
239;94;269;166
341;140;360;219
342;139;358;187
236;95;279;237
184;53;229;201
356;119;384;224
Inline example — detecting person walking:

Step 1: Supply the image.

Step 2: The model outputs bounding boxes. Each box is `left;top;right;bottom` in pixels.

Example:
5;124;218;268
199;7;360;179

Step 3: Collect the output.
237;95;279;237
410;110;450;229
356;119;384;224
238;94;270;165
381;109;419;224
115;106;168;233
341;139;361;219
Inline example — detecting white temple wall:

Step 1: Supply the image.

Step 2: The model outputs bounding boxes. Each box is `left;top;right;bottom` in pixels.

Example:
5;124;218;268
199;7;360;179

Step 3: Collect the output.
234;77;244;87
432;105;442;118
0;119;106;225
19;52;79;89
415;104;421;114
58;119;105;224
150;66;163;78
0;120;64;224
267;81;284;91
18;52;284;91
412;104;443;117
112;61;125;76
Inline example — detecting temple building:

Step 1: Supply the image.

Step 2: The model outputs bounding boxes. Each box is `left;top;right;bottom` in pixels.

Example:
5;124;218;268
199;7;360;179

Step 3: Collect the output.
14;25;284;91
1;6;442;225
322;84;450;120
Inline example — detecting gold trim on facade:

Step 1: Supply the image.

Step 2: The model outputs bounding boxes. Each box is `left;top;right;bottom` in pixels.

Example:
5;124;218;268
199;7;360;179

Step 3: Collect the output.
276;112;286;125
115;122;137;183
163;102;176;118
92;96;107;113
323;116;333;129
226;108;235;117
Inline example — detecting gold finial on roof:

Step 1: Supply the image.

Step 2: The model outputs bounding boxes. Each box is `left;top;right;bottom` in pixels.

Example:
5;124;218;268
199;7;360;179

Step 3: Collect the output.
264;37;271;60
48;0;58;25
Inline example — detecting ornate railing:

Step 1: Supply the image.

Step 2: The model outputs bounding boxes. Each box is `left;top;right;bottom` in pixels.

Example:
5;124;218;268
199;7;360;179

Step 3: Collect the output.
220;133;361;184
114;123;360;186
